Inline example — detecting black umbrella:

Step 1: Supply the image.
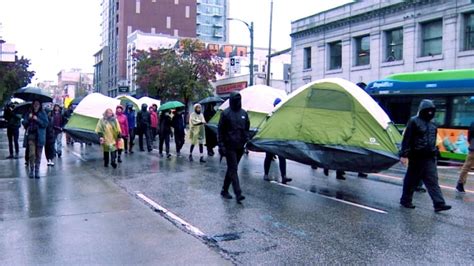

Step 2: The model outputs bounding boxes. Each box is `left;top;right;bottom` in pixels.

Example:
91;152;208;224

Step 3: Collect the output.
12;102;32;115
198;96;224;105
71;96;85;106
14;87;53;103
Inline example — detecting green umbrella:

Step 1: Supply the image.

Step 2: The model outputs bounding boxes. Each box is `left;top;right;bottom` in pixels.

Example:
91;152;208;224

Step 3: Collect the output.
159;101;184;111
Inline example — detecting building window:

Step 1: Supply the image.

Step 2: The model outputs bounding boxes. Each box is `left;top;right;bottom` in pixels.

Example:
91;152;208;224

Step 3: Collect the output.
185;6;190;18
127;26;132;35
151;27;156;34
464;13;474;51
166;17;171;29
329;41;342;70
385;28;403;61
136;0;140;14
175;0;179;4
421;19;442;57
354;35;370;66
174;29;179;36
303;47;311;70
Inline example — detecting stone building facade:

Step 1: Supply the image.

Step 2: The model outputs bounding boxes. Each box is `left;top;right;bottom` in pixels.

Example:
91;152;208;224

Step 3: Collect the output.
290;0;474;90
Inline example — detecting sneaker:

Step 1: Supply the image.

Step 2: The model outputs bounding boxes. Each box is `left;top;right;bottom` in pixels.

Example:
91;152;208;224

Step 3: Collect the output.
434;205;452;212
236;195;246;204
400;202;416;209
220;191;233;199
199;156;206;163
57;152;62;158
282;177;293;184
167;154;172;159
456;183;466;193
263;175;272;181
50;161;55;166
117;157;122;163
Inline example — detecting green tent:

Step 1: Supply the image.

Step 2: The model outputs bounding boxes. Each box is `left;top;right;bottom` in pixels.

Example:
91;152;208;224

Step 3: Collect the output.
64;93;121;144
207;85;287;136
247;78;402;173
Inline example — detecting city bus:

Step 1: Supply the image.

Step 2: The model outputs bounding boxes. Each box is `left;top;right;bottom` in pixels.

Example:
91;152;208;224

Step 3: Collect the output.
365;69;474;161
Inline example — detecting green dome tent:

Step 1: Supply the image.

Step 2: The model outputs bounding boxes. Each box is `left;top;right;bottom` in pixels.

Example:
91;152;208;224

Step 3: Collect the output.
247;78;402;173
64;93;121;144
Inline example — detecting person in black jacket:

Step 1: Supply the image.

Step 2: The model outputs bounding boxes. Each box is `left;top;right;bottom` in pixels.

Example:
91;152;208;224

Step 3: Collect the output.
172;109;186;157
456;121;474;193
399;99;451;212
218;91;250;203
136;103;152;152
204;103;217;156
44;107;56;166
159;110;172;158
3;103;21;159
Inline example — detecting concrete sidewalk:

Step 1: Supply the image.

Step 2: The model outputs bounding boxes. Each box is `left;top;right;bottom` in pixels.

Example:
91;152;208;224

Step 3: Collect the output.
0;129;229;265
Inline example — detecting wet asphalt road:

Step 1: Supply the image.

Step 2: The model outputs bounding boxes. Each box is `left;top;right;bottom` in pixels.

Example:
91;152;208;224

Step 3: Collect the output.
1;130;474;264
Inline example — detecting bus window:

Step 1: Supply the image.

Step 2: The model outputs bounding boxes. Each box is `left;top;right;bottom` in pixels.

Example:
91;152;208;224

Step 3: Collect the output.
450;96;474;127
410;97;447;126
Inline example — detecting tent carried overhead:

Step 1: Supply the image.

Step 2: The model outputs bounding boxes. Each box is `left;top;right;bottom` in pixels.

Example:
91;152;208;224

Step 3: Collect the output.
64;93;121;144
247;78;402;173
138;96;161;109
116;95;141;110
207;85;287;134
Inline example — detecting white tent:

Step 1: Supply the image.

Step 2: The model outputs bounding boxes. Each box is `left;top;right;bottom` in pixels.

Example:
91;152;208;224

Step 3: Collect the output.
219;85;287;114
74;93;121;118
138;96;161;109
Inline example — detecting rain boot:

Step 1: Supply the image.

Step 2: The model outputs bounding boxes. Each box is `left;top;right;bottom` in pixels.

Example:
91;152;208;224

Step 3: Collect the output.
200;156;206;163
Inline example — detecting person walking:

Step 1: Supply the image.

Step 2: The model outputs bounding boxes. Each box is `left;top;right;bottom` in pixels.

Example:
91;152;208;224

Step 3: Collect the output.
124;103;136;154
204;103;217;156
95;108;121;168
3;103;21;159
263;98;292;184
172;109;186;157
23;100;49;178
149;106;158;143
44;107;56;166
218;92;250;203
115;105;129;163
63;105;75;145
159;110;172;158
399;99;451;212
51;104;64;158
189;103;207;163
136;103;152;152
456;121;474;193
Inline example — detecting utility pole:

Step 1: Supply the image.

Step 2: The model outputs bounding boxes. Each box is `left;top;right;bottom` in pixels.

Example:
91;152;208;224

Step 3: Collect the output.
266;0;273;86
227;18;254;86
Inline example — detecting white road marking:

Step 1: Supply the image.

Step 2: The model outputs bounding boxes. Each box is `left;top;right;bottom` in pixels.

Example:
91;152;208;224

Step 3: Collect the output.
136;192;206;238
70;151;87;162
270;181;388;214
372;173;474;194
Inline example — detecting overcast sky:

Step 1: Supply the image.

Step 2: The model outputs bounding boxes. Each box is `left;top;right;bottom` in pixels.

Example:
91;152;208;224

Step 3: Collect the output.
0;0;352;82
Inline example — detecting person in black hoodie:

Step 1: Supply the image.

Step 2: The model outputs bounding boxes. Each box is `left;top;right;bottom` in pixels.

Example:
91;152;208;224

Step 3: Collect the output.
204;103;217;156
172;109;186;156
399;99;451;212
218;91;250;203
136;103;152;152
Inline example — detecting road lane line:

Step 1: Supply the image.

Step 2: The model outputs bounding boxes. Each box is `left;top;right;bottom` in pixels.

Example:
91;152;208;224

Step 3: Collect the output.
270;181;388;214
136;192;206;238
372;173;474;194
70;151;87;162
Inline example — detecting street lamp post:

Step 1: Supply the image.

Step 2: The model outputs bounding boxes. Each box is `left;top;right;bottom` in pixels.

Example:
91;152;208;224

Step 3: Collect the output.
227;18;254;86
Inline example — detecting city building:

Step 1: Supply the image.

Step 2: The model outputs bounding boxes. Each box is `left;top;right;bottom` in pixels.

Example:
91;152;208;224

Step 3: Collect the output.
96;0;197;97
36;80;60;104
196;0;229;42
125;30;290;97
57;69;93;102
290;0;474;90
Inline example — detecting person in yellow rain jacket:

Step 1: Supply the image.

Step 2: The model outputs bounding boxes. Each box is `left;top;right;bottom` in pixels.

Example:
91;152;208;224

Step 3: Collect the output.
189;103;207;163
96;108;122;168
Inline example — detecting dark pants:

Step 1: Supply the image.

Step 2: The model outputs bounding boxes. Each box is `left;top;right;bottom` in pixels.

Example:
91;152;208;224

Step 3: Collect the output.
45;141;56;160
264;152;286;177
138;127;152;151
400;157;446;207
175;133;185;153
28;138;43;173
124;128;135;152
159;133;170;155
7;127;20;156
103;151;117;166
151;127;157;141
222;148;244;197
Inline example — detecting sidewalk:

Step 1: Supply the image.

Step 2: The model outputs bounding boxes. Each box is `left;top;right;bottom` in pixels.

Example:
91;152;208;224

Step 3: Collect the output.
0;129;229;265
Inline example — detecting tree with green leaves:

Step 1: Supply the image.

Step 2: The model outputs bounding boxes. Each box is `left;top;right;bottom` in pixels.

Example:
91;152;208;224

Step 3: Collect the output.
0;56;35;104
134;38;224;107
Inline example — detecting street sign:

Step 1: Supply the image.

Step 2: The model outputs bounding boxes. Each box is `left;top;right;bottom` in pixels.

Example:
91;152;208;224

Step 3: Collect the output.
229;57;241;74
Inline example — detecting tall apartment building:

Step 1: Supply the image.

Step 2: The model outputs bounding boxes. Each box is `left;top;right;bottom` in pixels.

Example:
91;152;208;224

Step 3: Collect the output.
196;0;229;42
95;0;197;97
290;0;474;90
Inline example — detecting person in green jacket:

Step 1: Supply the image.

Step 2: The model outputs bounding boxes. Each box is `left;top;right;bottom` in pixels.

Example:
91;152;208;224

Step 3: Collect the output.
96;108;122;168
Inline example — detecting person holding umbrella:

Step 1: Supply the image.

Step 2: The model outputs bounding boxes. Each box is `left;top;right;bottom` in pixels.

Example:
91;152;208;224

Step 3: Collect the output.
23;100;49;178
3;102;22;159
189;103;207;163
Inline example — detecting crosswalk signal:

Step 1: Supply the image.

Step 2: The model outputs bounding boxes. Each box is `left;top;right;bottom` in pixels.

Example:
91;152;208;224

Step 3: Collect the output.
230;58;235;66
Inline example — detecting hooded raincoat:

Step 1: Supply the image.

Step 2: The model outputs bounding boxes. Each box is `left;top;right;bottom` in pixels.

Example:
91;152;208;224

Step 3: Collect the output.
189;104;206;145
95;112;122;152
